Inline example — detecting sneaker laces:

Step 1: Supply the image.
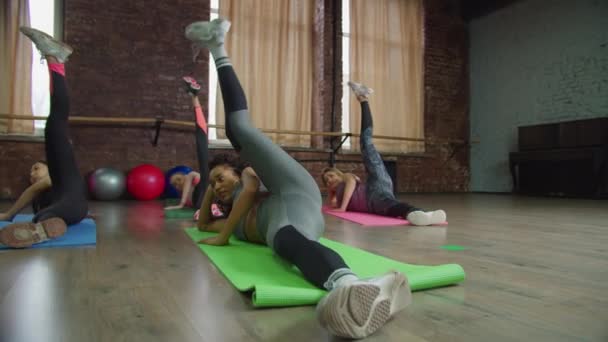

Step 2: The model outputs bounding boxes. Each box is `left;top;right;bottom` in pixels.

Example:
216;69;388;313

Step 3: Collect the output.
191;44;201;62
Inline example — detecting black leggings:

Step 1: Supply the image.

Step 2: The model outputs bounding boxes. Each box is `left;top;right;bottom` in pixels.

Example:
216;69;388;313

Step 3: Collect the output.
33;71;88;225
191;106;209;208
274;225;348;288
217;65;349;289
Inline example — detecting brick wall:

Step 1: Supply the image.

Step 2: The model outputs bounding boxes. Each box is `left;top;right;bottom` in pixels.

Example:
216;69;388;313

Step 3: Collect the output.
65;0;211;175
0;0;469;199
414;0;469;192
312;0;470;193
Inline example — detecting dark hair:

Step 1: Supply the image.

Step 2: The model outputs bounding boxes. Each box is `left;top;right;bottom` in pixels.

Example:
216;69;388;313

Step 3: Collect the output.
209;153;249;176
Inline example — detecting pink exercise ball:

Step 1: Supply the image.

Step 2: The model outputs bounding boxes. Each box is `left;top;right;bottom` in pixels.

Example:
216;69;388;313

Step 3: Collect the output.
126;164;166;201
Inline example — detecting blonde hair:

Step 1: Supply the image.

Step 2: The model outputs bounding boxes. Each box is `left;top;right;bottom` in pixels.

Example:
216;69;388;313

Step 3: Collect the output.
169;172;186;183
321;167;345;186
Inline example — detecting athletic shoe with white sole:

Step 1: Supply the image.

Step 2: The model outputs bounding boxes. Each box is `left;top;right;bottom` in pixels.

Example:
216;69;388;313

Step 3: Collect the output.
316;271;412;339
0;217;67;248
185;18;231;61
348;81;374;102
20;27;73;63
407;209;447;226
183;76;201;95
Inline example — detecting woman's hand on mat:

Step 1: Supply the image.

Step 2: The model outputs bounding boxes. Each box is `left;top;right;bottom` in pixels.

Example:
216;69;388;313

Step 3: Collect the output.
198;235;229;246
0;212;12;221
331;208;347;213
164;205;183;210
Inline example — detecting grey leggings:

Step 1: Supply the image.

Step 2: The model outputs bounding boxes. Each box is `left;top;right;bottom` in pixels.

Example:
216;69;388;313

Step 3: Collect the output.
359;102;418;217
216;64;349;290
216;67;324;246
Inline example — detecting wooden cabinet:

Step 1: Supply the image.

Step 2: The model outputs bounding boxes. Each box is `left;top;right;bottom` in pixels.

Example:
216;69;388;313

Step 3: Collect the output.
510;118;608;198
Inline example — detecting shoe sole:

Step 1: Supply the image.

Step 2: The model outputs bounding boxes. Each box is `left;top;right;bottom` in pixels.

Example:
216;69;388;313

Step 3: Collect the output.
0;217;66;248
183;77;201;91
347;81;373;98
407;211;432;226
185;19;231;45
20;27;73;60
431;210;447;224
318;272;407;339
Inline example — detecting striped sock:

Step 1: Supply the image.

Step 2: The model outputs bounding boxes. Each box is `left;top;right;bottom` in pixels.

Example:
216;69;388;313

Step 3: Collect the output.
209;45;231;69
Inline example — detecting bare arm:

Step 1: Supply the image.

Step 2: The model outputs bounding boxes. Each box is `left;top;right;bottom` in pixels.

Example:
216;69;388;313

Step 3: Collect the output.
165;173;200;210
0;177;51;221
178;173;197;206
337;173;358;212
204;218;227;233
199;167;259;245
197;185;215;230
326;189;338;208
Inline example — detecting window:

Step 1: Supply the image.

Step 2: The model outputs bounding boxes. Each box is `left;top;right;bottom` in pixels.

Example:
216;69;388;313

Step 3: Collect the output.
207;0;222;142
341;0;425;154
341;0;352;148
29;0;57;129
209;0;314;147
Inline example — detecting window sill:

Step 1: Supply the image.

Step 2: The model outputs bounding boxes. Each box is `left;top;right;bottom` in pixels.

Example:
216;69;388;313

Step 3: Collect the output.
208;141;332;153
0;131;45;143
0;137;427;158
337;149;432;159
0;134;336;153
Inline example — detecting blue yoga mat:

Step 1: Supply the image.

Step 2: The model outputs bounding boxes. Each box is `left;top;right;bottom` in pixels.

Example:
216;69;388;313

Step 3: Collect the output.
0;214;96;250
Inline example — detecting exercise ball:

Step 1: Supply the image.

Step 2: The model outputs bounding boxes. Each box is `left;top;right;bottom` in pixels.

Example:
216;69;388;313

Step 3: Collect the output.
88;167;126;200
127;164;165;201
165;165;193;198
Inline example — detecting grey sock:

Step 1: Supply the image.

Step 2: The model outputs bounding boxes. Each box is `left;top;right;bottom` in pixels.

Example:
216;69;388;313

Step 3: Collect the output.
211;45;231;69
324;268;358;290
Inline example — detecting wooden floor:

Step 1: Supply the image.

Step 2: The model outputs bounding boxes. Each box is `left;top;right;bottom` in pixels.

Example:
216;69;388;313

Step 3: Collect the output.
1;194;607;342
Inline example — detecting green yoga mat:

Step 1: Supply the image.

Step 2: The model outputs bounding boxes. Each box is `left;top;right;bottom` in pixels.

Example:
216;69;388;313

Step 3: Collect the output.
164;199;196;219
164;208;196;219
185;228;466;308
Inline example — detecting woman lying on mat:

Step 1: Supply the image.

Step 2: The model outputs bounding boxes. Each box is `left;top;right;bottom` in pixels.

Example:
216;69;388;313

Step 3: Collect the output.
321;82;446;226
0;28;88;248
187;18;411;339
164;77;209;212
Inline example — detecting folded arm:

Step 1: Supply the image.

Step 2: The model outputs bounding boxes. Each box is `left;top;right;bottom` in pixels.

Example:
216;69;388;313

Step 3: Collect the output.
0;177;51;221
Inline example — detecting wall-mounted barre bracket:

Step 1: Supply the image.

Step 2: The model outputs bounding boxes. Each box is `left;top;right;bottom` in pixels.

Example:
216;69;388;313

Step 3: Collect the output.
329;133;351;166
333;133;351;153
152;117;164;147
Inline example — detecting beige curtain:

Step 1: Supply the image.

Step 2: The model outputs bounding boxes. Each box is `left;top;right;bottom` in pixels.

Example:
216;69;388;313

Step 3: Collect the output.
218;0;313;147
349;0;424;153
0;0;33;134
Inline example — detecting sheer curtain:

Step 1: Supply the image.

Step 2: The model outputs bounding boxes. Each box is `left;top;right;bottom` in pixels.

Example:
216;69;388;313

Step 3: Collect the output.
0;0;33;134
349;0;424;153
217;0;314;147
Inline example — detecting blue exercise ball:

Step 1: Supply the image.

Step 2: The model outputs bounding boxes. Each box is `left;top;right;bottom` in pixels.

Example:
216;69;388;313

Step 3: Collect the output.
165;165;193;198
88;167;126;201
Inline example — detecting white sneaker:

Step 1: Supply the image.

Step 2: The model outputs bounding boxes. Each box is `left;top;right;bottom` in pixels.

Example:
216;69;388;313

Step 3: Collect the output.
316;271;411;339
185;18;231;46
20;27;73;63
348;81;374;101
407;209;447;226
185;18;231;61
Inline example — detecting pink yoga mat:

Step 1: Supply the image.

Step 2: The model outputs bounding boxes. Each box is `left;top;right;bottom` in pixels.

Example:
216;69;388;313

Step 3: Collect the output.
322;206;448;227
